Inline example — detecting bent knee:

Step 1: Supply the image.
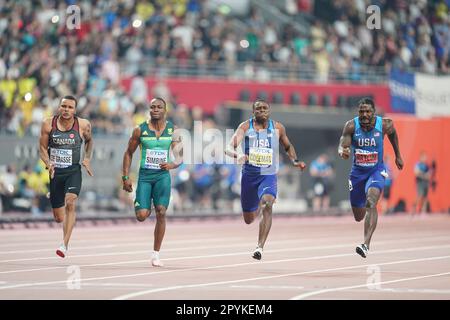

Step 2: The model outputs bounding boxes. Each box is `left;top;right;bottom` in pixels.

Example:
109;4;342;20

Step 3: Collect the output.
365;198;377;209
136;210;150;222
244;217;254;224
243;212;256;224
261;199;274;211
352;209;365;222
65;197;77;208
155;207;167;220
54;215;64;223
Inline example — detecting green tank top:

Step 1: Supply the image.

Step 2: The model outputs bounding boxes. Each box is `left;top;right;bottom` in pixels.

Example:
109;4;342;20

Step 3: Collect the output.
138;120;174;172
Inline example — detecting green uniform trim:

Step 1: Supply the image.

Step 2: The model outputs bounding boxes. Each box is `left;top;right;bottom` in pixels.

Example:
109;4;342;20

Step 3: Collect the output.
135;120;174;211
138;120;174;171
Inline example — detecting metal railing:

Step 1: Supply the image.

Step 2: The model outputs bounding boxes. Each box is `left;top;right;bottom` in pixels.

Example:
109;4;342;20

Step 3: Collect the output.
121;58;388;84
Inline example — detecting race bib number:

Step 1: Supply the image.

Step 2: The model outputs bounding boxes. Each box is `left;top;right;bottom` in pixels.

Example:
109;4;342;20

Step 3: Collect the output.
248;147;273;167
145;149;168;169
50;148;72;168
355;149;378;167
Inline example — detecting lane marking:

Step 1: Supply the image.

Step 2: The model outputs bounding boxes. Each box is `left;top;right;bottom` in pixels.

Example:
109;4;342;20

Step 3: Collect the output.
1;236;449;275
2;234;449;263
0;236;246;249
1;244;449;292
230;285;305;290
290;272;450;300
113;255;450;300
0;237;247;255
374;288;450;295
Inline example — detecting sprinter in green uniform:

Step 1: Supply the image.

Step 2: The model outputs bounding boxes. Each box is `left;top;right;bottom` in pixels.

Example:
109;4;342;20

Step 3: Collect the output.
122;97;182;267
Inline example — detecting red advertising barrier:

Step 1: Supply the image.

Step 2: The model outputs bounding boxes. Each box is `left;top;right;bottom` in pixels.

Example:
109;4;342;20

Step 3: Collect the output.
121;77;391;114
383;115;450;213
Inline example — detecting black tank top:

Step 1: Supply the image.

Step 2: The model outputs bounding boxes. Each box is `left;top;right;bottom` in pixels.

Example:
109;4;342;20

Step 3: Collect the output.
48;116;83;171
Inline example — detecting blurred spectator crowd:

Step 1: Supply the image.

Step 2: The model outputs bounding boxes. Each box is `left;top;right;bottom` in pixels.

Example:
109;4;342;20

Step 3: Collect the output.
286;0;450;80
1;0;449;138
0;0;448;215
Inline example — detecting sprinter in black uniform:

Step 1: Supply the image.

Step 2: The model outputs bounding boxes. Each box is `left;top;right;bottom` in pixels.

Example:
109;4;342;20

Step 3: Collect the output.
39;95;94;258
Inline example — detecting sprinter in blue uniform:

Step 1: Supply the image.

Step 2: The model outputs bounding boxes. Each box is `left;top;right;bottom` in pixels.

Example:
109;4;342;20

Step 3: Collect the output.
226;100;306;260
338;98;404;258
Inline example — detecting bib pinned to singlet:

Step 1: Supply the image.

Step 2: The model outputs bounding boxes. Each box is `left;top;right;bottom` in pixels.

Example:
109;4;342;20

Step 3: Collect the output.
354;149;378;167
50;148;73;168
144;149;168;170
248;147;273;167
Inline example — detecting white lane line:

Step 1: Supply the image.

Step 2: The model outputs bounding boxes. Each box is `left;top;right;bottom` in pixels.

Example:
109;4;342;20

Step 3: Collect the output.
2;234;449;264
0;239;360;274
0;239;450;274
0;244;118;254
1;244;449;292
230;285;305;290
289;272;450;300
0;224;241;236
0;236;246;250
81;283;156;288
0;236;360;263
0;238;268;262
0;237;247;255
113;255;450;300
374;288;450;295
1;234;449;275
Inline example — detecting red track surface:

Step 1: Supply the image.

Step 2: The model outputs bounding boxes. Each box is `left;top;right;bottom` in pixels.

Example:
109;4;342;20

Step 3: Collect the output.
0;214;449;300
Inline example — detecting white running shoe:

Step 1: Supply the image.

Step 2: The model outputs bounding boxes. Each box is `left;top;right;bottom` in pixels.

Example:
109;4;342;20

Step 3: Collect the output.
356;244;369;258
151;252;164;267
56;244;67;258
252;247;263;260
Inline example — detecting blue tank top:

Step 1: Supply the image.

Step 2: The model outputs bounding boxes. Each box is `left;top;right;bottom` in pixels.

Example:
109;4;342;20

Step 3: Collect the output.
243;118;278;175
351;116;384;173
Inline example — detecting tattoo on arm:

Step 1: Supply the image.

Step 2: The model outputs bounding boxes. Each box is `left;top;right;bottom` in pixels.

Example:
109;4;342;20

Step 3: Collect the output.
385;119;401;158
83;122;93;160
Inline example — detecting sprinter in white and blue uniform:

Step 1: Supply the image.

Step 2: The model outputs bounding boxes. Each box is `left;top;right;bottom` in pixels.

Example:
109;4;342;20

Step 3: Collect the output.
226;100;306;260
242;116;278;211
338;98;404;258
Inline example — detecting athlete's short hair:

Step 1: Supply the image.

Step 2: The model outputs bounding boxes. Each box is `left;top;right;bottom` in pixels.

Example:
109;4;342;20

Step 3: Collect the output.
61;95;77;108
358;97;375;110
252;99;269;109
151;97;167;108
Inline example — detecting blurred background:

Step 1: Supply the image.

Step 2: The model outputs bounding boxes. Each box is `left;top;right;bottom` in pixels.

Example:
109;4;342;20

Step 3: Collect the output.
0;0;449;222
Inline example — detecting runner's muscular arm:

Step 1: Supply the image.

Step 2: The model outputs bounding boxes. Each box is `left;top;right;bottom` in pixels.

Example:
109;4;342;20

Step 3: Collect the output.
225;121;249;164
383;118;404;170
39;118;54;178
81;119;94;176
81;119;94;160
338;120;354;160
277;122;306;170
160;126;183;170
122;126;141;192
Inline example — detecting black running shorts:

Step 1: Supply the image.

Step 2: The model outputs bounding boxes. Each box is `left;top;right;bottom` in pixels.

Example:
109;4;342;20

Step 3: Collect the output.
49;165;82;208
